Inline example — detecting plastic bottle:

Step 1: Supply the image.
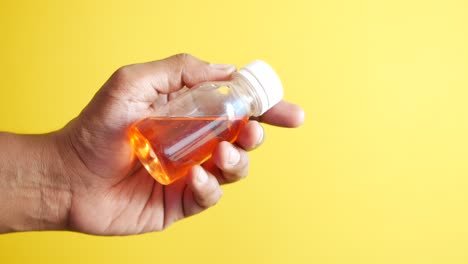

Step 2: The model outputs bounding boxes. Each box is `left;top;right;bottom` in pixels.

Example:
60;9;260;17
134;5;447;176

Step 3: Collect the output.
129;60;284;185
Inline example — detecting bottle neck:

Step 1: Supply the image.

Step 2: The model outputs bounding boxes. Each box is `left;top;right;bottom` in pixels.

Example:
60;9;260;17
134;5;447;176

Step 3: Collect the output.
231;72;264;117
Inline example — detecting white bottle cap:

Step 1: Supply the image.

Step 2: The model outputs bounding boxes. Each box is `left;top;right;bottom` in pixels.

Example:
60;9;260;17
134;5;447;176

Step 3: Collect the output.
238;60;284;116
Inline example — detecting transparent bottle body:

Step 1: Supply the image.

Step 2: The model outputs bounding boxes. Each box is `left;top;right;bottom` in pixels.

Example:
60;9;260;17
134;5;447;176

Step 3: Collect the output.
129;75;258;185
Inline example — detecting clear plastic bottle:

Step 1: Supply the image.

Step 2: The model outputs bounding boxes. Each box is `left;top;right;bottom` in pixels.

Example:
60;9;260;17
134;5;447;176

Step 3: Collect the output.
129;60;284;185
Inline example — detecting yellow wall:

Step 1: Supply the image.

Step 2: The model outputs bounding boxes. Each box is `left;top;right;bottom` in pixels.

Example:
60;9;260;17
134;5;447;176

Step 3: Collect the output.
1;0;468;263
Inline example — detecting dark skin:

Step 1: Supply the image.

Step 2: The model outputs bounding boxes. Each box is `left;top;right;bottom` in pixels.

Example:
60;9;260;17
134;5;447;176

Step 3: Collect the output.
0;54;304;235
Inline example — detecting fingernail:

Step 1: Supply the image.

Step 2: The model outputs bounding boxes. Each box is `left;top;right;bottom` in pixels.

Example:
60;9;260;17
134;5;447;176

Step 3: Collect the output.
196;166;208;184
209;63;236;72
228;146;240;166
256;125;264;146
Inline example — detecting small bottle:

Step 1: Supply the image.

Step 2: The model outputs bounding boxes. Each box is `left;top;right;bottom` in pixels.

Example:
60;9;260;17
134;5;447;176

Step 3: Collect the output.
129;60;283;185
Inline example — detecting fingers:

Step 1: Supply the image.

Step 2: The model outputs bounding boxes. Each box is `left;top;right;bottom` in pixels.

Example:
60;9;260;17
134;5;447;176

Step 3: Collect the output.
253;100;305;128
202;104;304;185
236;120;264;151
210;141;250;184
183;166;223;217
202;121;263;184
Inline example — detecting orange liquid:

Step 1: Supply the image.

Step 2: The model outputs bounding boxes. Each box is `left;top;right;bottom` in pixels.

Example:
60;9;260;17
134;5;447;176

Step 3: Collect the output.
129;116;248;185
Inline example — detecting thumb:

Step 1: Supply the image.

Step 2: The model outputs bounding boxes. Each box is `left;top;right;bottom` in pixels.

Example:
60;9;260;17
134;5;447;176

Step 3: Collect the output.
123;53;237;94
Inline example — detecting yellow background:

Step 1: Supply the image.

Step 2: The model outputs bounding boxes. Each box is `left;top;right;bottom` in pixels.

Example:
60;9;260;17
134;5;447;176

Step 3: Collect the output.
1;0;468;263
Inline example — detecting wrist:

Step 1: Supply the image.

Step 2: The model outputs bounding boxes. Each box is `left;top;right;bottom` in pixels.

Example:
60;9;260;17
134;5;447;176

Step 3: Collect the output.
39;131;73;231
0;132;72;232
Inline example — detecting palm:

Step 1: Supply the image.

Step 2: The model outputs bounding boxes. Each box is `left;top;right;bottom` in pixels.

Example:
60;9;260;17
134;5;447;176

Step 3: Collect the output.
68;89;194;235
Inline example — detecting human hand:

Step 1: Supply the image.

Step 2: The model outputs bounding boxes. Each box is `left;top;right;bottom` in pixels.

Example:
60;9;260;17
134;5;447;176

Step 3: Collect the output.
0;54;304;235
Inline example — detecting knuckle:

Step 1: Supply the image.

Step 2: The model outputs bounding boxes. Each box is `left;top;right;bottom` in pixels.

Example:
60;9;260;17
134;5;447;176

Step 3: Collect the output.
222;170;248;184
196;185;222;208
195;196;211;209
112;65;134;83
173;53;193;63
209;188;223;207
216;188;223;202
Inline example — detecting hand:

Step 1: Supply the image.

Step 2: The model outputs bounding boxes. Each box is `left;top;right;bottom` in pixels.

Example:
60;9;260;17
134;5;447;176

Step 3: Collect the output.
0;54;304;235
